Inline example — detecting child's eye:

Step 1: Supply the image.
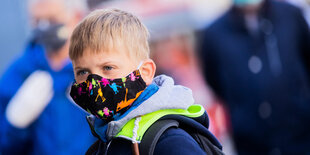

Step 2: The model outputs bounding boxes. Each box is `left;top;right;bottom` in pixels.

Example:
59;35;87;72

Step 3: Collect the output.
75;69;90;83
103;66;113;71
77;70;89;76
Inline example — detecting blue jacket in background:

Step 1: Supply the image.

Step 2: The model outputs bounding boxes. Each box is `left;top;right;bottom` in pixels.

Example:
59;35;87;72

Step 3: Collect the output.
199;0;310;154
0;42;96;154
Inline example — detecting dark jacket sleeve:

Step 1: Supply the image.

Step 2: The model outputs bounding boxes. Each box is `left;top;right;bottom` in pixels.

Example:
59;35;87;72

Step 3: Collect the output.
295;7;310;79
198;28;224;99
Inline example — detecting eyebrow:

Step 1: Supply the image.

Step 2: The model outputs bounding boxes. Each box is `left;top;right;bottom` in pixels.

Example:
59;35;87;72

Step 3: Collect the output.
96;61;117;67
74;66;89;71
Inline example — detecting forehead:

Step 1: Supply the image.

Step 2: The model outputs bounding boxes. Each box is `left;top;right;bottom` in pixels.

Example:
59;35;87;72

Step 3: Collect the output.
29;1;67;21
72;47;137;67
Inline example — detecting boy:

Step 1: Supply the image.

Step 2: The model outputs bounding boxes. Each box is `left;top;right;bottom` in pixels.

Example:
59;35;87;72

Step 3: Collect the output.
69;8;221;154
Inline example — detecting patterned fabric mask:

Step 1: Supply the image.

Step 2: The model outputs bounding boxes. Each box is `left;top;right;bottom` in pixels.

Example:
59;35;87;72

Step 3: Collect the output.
70;70;146;121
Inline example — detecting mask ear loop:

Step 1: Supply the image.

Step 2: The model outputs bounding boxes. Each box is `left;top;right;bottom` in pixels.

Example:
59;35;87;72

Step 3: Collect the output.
137;61;143;69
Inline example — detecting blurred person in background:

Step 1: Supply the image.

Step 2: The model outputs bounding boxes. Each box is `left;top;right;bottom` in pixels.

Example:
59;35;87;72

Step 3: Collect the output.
199;0;310;154
0;0;96;154
87;0;107;11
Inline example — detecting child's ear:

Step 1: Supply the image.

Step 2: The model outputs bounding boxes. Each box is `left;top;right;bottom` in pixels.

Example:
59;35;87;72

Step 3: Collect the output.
140;59;156;85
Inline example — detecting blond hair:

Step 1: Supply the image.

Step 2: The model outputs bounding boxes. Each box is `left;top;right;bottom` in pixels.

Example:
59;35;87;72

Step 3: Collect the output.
69;8;150;61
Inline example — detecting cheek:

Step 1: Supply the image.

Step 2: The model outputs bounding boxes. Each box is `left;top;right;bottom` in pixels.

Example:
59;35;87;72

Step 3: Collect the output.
73;72;86;84
75;76;83;84
75;75;89;84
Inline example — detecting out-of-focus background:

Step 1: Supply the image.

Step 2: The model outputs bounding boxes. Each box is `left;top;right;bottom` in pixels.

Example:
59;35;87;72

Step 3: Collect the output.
1;0;310;154
0;0;231;74
0;0;29;75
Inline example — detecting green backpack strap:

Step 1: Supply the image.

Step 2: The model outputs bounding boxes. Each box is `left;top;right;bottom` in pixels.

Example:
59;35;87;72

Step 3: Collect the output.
138;114;224;155
139;119;179;155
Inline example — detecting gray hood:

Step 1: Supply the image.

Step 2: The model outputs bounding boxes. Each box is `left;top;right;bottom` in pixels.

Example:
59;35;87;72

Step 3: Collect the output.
106;75;194;140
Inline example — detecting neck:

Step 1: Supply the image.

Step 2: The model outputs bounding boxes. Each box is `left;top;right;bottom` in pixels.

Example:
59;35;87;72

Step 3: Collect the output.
236;1;264;16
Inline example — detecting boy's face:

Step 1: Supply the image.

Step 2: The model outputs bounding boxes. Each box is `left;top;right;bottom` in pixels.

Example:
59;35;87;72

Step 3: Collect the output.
72;47;139;84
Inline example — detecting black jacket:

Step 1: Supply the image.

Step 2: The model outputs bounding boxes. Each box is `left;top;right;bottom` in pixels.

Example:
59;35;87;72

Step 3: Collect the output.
199;0;310;154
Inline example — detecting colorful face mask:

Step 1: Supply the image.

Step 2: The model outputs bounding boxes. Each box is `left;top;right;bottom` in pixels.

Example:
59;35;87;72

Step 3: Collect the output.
70;70;146;121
